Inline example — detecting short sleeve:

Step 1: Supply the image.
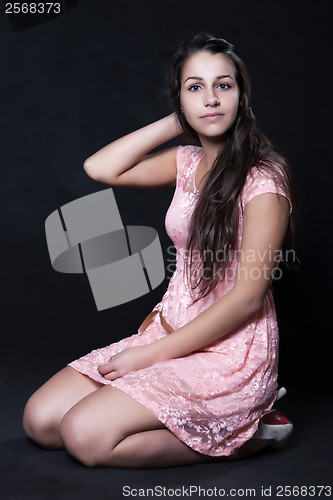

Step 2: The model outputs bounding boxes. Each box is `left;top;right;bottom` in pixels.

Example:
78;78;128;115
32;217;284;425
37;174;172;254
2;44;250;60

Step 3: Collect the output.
241;166;292;214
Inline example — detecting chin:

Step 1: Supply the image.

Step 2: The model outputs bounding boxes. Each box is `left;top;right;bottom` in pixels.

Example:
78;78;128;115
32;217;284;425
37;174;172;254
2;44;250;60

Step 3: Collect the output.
200;128;230;140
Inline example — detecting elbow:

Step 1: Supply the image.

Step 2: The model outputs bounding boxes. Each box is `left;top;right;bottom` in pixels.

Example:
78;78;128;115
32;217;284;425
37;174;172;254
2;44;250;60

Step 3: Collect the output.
83;157;103;182
231;283;266;317
83;157;116;185
83;157;96;179
245;294;265;316
233;291;264;318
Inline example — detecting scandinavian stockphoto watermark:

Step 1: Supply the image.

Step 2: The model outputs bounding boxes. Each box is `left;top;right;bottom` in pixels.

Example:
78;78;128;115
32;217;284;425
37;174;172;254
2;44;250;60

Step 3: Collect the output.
166;244;297;282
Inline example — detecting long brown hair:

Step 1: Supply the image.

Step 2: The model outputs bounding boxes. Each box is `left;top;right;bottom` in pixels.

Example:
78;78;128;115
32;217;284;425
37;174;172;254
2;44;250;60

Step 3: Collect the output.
169;33;298;302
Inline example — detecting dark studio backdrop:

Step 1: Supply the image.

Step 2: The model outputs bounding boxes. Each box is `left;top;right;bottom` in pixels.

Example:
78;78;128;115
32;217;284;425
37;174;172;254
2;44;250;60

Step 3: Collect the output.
1;0;332;498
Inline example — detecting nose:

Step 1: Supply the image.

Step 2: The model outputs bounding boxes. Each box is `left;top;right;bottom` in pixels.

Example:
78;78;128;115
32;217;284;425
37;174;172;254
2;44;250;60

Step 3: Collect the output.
204;92;220;107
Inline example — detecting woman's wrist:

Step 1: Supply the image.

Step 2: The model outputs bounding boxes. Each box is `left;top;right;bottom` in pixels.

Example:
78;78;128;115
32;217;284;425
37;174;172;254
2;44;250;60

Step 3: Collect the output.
144;113;182;147
145;331;184;365
145;339;170;365
163;113;183;139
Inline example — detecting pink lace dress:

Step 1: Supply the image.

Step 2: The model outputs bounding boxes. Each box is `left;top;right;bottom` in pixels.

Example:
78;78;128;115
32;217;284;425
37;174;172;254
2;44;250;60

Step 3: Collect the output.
69;145;292;457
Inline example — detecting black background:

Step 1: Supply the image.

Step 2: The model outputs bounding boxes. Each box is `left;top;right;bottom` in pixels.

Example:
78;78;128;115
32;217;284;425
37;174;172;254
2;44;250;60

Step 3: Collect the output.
1;0;332;498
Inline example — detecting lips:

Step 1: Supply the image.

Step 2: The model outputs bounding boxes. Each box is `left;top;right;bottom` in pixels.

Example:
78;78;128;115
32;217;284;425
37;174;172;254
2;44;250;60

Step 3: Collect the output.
201;113;223;117
200;113;224;120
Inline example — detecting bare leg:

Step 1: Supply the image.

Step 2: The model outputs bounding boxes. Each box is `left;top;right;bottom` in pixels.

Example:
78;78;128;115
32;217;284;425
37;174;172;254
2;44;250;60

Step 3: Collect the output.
109;431;273;468
23;366;103;449
24;369;282;467
108;428;216;468
59;386;213;468
100;428;274;467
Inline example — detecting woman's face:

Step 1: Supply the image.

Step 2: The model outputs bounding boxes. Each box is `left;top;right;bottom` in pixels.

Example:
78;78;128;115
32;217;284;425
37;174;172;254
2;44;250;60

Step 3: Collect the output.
180;50;239;142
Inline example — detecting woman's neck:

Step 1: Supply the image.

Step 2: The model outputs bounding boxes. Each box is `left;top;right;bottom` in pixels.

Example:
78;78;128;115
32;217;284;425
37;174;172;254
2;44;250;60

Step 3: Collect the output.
199;136;223;170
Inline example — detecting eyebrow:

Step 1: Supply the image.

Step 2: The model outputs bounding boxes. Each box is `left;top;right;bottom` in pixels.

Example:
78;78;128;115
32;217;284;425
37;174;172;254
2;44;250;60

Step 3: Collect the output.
184;75;234;83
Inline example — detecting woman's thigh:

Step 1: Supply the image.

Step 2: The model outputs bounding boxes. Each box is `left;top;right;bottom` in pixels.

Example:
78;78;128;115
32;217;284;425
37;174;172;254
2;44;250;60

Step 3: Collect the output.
23;366;103;448
60;385;165;466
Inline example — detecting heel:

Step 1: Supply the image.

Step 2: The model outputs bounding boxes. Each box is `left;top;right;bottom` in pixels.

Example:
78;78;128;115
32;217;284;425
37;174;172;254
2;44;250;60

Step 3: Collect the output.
259;409;294;448
254;388;294;449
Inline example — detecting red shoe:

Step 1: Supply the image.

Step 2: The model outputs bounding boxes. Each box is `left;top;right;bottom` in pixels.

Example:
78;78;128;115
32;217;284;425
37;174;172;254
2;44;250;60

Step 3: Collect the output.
254;388;294;448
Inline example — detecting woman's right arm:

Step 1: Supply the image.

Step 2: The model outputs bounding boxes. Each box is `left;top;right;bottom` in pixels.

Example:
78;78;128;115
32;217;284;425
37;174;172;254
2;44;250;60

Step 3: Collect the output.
83;113;182;188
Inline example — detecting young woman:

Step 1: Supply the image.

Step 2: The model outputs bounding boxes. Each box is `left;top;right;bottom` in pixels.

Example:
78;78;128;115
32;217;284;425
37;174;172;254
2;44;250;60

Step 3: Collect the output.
23;33;297;468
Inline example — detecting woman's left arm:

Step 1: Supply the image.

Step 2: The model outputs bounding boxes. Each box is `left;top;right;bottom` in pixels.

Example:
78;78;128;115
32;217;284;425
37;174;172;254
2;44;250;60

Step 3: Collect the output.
99;193;290;380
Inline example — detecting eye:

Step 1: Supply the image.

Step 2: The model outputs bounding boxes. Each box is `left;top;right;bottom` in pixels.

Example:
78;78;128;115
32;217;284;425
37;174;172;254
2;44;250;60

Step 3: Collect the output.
188;84;201;91
217;83;231;90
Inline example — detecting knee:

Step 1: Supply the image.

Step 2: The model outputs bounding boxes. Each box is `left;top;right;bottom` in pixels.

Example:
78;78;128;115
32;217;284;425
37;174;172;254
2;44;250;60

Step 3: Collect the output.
23;393;60;449
60;411;104;467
